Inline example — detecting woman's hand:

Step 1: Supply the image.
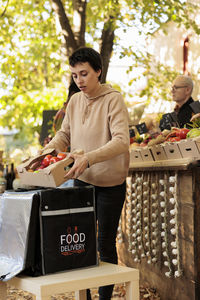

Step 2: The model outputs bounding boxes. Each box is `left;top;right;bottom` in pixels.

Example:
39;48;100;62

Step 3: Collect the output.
64;153;89;180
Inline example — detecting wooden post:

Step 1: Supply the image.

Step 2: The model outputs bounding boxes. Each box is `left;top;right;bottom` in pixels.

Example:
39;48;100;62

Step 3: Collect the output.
0;281;7;300
125;280;140;300
75;290;87;300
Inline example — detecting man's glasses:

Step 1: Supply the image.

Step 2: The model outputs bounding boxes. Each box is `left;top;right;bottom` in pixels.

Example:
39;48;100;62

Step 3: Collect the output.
171;85;188;91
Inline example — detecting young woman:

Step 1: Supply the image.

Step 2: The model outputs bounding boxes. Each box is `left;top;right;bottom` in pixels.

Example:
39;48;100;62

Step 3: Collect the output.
43;47;130;300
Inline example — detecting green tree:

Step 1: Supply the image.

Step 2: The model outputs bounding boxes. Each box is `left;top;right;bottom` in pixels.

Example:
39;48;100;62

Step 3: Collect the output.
0;0;67;146
0;0;199;148
51;0;200;83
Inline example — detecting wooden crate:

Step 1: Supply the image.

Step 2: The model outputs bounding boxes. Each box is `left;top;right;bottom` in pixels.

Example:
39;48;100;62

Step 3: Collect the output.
140;147;154;162
178;139;200;159
150;144;167;161
130;149;143;163
163;142;183;160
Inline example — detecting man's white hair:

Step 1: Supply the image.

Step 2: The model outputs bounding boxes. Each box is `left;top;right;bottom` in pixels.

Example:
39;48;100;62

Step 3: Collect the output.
174;75;193;92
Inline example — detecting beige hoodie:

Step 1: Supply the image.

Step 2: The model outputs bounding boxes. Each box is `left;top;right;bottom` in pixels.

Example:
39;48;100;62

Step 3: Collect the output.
44;84;130;187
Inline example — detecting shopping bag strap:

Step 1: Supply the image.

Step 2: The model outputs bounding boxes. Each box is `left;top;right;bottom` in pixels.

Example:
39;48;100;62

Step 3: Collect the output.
41;206;94;216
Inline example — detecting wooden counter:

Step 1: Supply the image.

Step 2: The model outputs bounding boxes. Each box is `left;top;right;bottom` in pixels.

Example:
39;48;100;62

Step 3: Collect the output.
118;159;200;300
129;157;200;171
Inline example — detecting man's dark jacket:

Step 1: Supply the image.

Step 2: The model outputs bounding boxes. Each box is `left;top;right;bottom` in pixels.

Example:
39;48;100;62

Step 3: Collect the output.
175;97;194;128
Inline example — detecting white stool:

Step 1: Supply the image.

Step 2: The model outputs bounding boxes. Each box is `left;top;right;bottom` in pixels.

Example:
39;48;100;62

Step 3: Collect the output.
0;262;139;300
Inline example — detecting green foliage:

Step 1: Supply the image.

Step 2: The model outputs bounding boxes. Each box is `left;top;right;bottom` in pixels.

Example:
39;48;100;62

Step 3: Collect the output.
121;0;200;35
122;46;188;105
132;53;180;104
0;84;67;145
0;0;62;92
0;0;67;149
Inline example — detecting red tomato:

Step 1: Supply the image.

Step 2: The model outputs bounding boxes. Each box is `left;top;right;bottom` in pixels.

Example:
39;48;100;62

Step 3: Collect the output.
140;142;148;147
38;165;45;170
179;128;190;139
41;154;52;167
35;165;45;170
49;156;60;164
167;136;181;142
57;152;67;160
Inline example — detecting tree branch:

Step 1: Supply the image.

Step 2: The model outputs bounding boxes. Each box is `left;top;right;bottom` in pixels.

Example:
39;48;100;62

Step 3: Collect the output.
51;0;78;55
0;0;9;18
73;0;86;47
100;17;115;83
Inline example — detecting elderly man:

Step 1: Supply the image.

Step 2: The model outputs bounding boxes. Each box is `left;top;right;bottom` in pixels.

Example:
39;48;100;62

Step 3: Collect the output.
172;75;194;127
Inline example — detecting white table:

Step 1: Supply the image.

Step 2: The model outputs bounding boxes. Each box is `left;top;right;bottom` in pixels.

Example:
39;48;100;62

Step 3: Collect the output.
0;262;139;300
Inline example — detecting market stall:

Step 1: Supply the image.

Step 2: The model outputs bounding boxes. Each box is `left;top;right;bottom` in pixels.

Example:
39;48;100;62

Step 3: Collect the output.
117;140;200;300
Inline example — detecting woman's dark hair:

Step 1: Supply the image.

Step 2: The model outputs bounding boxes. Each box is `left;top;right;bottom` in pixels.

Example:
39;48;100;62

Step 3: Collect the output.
67;77;80;101
69;47;102;81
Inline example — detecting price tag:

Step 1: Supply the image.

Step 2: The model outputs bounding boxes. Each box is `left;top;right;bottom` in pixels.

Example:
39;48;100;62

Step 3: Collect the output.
159;113;172;131
159;117;171;131
129;128;135;138
136;122;148;134
189;101;200;114
159;113;177;131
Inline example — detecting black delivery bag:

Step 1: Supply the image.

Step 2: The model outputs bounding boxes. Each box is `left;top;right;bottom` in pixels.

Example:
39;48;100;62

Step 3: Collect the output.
0;186;98;280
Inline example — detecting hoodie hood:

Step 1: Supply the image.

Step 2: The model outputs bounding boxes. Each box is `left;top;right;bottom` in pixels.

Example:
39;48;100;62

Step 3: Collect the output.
84;84;120;101
80;84;121;124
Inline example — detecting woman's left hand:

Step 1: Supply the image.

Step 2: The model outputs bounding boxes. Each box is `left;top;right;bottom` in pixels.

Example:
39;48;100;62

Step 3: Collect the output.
64;153;89;180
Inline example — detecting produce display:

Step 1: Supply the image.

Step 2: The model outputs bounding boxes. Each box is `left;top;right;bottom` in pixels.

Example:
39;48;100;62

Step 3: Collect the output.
186;128;200;138
130;127;196;149
129;120;200;162
27;152;67;172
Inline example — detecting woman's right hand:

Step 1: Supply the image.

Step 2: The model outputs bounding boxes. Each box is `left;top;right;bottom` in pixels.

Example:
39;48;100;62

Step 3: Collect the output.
64;153;89;180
